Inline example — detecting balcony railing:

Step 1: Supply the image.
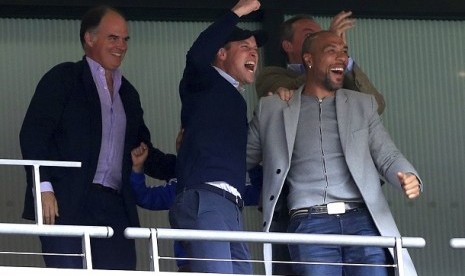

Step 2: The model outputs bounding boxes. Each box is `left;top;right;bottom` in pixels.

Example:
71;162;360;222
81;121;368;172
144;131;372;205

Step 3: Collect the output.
125;227;425;276
0;158;426;275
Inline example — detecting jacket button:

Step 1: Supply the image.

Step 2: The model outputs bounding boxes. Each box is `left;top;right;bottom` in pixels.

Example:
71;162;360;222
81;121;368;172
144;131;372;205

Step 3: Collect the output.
269;195;275;201
276;169;281;174
263;221;267;227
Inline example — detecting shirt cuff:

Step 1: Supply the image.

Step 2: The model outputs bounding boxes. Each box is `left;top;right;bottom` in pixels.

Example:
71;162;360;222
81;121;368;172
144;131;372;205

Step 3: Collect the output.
40;181;54;193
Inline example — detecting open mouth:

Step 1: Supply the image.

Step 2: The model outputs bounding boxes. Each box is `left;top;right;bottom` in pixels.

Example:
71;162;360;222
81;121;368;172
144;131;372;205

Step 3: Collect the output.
245;61;256;72
330;67;344;75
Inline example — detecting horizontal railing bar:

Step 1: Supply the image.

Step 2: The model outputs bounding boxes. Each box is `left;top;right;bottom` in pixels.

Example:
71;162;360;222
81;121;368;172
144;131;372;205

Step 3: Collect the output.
0;266;199;276
125;227;425;248
450;238;465;248
0;251;84;257
0;159;81;167
0;223;113;238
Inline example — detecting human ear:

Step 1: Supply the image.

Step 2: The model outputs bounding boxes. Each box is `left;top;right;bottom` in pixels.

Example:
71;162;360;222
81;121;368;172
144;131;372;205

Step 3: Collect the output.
302;53;312;68
282;40;292;54
216;47;227;61
84;32;95;47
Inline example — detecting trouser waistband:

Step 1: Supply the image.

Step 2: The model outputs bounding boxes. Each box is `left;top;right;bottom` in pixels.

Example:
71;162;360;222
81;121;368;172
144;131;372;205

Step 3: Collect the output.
290;202;366;218
189;183;244;209
92;183;120;195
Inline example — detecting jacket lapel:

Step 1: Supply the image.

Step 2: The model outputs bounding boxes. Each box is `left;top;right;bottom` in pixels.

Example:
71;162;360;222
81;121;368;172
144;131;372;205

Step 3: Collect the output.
283;87;303;159
81;59;103;165
336;89;350;154
336;89;362;186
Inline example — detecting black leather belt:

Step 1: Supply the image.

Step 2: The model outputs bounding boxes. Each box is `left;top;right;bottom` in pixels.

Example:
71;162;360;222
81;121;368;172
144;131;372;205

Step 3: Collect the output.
92;183;120;195
290;202;366;218
190;183;244;209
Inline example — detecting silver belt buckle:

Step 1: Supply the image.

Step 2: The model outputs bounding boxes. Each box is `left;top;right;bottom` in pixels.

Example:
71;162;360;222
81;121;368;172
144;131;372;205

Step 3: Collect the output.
327;202;346;215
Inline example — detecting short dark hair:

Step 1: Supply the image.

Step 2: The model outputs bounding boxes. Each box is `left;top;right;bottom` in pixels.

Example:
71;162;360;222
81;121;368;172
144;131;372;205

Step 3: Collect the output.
279;14;315;60
79;5;125;48
301;30;333;68
302;30;334;54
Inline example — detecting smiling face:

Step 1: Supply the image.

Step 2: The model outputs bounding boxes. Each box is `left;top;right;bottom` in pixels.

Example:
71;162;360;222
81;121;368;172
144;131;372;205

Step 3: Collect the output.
302;31;348;95
84;11;129;71
215;36;259;86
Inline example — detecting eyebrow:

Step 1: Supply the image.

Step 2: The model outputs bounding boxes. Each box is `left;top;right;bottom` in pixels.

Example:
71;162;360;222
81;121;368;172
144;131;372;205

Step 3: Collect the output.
108;34;130;41
323;43;348;50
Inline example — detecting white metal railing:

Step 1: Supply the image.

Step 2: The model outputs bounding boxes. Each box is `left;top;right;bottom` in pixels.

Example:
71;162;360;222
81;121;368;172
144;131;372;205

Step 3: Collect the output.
0;159;426;275
450;238;465;249
0;223;113;269
0;159;81;226
125;227;426;276
0;158;113;269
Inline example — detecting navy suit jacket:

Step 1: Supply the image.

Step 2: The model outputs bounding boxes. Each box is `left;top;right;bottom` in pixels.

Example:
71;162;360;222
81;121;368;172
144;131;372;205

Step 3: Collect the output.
20;57;176;226
176;11;248;195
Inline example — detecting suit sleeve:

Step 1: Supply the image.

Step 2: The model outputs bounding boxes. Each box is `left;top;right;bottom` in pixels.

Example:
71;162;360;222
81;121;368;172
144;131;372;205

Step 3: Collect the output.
255;66;305;99
366;96;420;189
247;102;264;170
19;63;74;182
144;145;177;181
179;11;240;102
121;79;177;181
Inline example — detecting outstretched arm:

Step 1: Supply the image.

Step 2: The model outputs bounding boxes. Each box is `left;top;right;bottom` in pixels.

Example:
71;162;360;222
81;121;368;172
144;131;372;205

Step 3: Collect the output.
231;0;261;17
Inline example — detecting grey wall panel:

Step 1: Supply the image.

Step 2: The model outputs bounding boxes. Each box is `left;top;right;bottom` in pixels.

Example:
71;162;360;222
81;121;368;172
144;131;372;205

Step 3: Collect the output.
1;13;465;275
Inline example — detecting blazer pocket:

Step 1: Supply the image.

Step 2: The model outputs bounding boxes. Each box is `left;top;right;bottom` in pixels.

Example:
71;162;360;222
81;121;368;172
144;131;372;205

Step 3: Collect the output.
351;128;369;150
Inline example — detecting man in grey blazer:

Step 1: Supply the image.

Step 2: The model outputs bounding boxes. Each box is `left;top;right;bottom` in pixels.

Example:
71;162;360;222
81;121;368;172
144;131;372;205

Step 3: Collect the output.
247;31;422;275
256;13;387;274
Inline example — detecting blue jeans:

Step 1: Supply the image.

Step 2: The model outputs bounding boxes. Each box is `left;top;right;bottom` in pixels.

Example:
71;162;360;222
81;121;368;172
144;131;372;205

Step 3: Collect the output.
169;189;252;274
288;207;389;276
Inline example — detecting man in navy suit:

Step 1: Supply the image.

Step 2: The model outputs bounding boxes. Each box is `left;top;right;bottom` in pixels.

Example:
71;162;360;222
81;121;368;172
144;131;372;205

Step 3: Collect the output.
19;5;175;270
169;0;267;273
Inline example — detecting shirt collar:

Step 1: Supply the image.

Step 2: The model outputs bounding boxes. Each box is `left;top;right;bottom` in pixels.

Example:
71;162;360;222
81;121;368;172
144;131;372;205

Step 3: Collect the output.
86;56;122;81
213;66;245;93
287;63;306;74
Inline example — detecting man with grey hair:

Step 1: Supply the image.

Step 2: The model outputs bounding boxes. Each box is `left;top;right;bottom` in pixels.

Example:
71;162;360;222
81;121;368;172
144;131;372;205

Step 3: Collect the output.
20;5;175;269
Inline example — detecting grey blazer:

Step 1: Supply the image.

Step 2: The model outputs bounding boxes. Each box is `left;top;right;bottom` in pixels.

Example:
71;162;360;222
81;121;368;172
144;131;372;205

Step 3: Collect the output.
247;86;421;275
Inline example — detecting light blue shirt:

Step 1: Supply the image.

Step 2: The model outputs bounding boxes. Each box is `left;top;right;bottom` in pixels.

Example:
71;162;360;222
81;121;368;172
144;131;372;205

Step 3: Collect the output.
213;66;245;93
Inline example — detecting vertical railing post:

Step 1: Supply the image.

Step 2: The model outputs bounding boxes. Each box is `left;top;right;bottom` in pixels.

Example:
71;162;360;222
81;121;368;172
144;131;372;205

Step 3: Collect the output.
125;228;425;274
32;164;43;226
394;237;405;276
82;232;93;269
149;228;160;272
